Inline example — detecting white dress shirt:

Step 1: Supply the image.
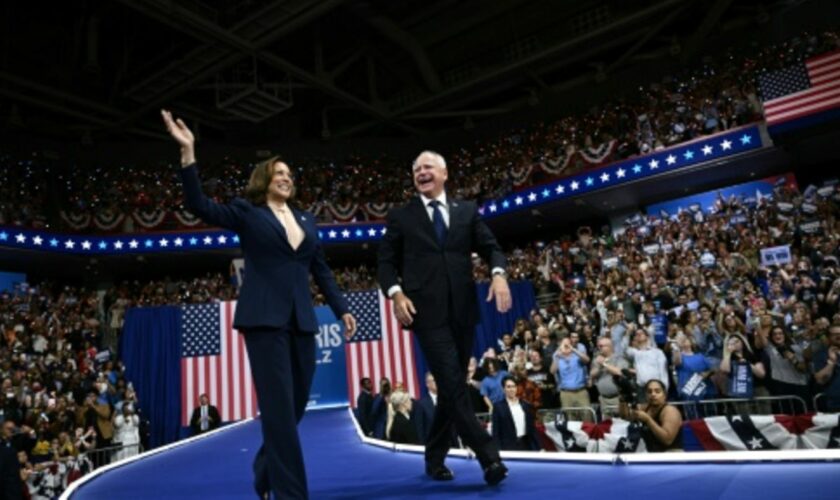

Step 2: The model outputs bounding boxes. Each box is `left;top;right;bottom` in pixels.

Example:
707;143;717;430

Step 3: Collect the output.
387;192;504;298
507;399;527;438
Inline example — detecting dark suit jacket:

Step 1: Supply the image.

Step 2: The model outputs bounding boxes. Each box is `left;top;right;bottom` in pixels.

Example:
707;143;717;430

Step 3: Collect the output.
414;394;436;443
189;405;221;435
180;165;349;331
388;412;420;445
377;196;506;330
491;399;539;451
355;391;374;436
0;443;22;500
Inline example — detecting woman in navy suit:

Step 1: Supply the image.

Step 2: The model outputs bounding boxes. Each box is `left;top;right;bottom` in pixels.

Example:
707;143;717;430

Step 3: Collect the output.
491;376;540;451
162;110;357;500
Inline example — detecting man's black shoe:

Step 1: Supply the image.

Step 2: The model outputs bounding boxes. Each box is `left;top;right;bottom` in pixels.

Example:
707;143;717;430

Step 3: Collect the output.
483;462;508;486
425;465;454;481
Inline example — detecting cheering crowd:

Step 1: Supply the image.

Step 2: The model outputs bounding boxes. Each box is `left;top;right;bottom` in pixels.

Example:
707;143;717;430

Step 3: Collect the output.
1;31;837;232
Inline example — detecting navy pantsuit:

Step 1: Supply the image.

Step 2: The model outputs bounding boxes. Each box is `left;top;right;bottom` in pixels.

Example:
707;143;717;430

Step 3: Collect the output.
180;165;349;499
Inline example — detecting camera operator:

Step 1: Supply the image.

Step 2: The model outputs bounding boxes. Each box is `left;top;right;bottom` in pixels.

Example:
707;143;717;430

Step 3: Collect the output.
618;379;683;452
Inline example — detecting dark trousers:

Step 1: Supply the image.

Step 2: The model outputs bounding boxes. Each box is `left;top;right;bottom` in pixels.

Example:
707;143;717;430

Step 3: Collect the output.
416;322;500;469
244;327;316;500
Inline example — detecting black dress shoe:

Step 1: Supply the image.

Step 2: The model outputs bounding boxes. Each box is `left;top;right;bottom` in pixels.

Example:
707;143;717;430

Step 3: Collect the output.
425;465;454;481
483;462;508;486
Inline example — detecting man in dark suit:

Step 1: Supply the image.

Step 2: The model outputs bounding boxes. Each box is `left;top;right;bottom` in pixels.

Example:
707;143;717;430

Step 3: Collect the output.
415;372;438;444
377;150;512;486
355;378;374;436
189;393;221;435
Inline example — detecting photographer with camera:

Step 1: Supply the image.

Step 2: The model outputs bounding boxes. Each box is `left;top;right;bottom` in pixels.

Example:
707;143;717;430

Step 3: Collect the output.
618;379;683;452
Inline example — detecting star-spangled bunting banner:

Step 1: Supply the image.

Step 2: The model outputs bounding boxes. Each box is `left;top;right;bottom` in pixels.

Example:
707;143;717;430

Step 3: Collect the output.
1;125;764;255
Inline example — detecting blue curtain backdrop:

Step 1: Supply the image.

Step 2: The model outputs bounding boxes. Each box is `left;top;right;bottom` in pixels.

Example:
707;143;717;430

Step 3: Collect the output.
413;280;536;396
120;306;183;448
120;282;536;442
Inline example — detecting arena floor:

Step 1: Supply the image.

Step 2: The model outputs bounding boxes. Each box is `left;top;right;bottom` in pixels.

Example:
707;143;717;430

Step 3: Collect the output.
64;408;840;499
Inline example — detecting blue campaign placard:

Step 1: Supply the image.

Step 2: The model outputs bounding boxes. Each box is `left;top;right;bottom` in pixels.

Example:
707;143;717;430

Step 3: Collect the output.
308;306;349;408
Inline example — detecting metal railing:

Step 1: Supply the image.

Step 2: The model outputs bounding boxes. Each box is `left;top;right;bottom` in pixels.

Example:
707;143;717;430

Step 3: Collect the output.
601;395;808;422
537;407;598;424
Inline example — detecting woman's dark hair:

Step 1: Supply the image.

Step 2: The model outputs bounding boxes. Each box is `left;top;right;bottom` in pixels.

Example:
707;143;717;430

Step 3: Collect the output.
243;156;295;205
644;379;667;394
483;358;499;373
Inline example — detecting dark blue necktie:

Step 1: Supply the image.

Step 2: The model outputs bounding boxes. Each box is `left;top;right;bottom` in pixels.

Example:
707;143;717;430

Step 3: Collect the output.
428;200;447;246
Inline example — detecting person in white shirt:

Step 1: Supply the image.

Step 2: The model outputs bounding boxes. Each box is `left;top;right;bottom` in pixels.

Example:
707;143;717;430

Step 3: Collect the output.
189;393;220;435
491;376;539;451
624;329;669;402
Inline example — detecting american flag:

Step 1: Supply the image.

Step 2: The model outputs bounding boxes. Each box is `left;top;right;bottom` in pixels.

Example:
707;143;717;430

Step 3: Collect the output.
345;290;420;406
758;50;840;126
180;302;257;426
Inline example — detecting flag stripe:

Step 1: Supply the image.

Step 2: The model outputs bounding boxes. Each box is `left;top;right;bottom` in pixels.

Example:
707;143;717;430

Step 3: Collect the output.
180;302;258;426
767;96;840;124
761;50;840;126
345;290;419;407
807;50;840;67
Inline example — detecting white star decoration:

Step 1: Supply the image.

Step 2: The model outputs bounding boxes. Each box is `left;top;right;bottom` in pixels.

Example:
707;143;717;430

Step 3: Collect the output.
129;240;139;249
15;234;25;243
341;230;350;238
174;238;183;246
217;235;227;244
203;236;212;245
65;240;75;249
617;168;626;178
33;236;43;245
528;192;537;202
368;228;377;236
666;154;676;165
702;145;713;155
748;437;764;450
571;181;579;191
114;241;123;250
600;173;610;182
81;241;92;250
555;184;565;194
649;159;659;169
720;139;732;151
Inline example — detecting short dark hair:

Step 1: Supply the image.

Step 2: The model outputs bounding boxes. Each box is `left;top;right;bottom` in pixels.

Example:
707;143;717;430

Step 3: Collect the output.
501;376;517;388
359;377;371;387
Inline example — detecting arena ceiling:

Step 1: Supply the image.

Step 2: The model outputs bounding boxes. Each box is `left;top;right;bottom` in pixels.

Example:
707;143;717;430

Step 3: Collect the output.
0;0;807;145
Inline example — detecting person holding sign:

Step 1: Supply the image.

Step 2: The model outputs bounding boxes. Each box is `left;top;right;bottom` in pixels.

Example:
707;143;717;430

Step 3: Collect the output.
162;110;357;500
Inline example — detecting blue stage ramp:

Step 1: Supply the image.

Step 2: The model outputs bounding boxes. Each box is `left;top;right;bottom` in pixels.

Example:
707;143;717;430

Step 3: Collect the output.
64;408;840;500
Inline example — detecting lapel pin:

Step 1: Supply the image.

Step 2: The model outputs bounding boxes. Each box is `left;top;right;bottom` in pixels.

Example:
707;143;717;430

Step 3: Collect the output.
301;216;307;221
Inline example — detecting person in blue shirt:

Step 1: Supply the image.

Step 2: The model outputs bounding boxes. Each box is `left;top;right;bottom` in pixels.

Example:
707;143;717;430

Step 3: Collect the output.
479;359;509;413
551;336;592;421
672;336;716;402
720;332;766;400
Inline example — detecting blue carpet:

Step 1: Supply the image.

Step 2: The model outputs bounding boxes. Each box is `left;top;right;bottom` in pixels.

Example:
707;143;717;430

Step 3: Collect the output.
70;408;840;499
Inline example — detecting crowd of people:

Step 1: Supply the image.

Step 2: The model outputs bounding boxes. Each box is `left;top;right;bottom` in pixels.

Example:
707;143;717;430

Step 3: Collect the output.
352;175;840;452
0;280;154;497
1;31;837;233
